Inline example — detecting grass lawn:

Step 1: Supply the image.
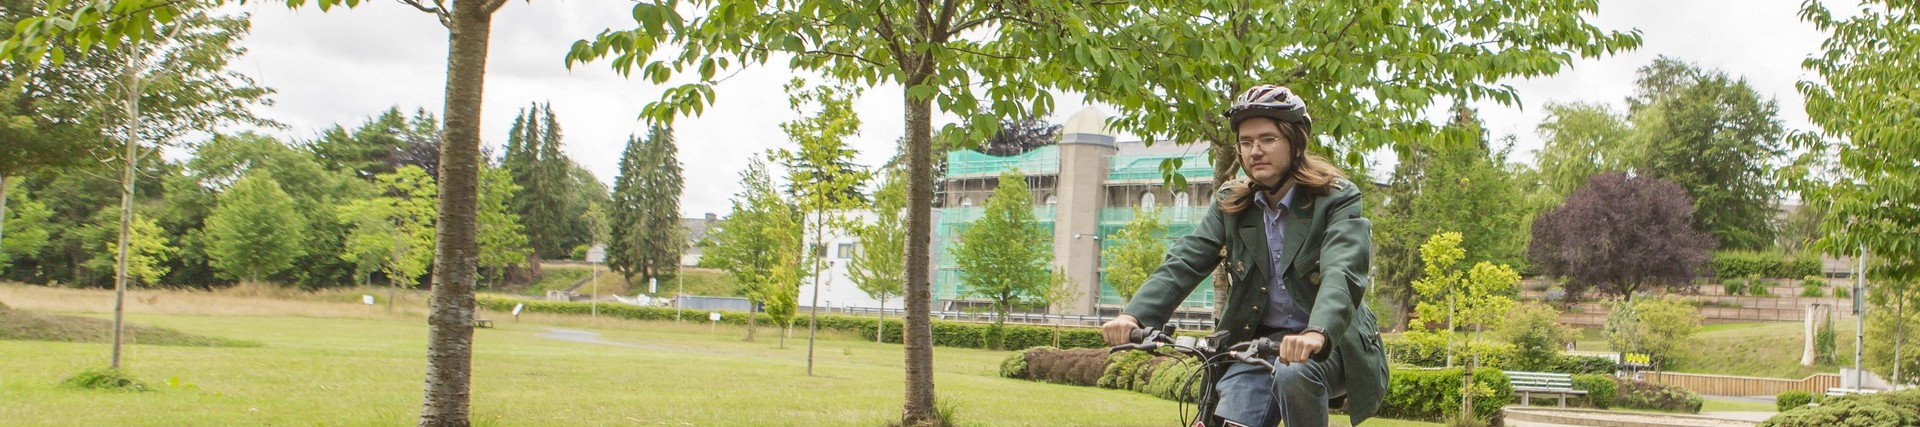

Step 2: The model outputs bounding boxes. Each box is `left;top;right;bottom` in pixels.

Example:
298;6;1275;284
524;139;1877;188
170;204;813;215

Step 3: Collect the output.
0;284;1432;426
1571;321;1859;379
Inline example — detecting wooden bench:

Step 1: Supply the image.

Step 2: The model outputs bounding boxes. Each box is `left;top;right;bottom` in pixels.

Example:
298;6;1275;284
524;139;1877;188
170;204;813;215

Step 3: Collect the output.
474;319;494;328
1506;371;1588;407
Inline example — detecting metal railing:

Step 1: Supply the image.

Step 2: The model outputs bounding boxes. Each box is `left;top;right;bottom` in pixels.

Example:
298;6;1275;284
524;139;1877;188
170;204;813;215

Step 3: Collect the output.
830;306;1214;330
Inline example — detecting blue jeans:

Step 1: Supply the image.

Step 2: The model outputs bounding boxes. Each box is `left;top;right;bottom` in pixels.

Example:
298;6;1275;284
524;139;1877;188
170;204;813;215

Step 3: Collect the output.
1212;349;1346;427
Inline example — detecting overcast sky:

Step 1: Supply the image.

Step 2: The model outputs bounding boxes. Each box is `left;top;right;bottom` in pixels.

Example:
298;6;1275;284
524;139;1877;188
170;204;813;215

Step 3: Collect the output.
225;0;1845;217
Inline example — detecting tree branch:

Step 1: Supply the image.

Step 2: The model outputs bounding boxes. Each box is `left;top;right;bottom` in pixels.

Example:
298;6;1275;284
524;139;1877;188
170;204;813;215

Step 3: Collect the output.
485;0;509;14
396;0;453;28
943;44;1016;61
803;49;890;69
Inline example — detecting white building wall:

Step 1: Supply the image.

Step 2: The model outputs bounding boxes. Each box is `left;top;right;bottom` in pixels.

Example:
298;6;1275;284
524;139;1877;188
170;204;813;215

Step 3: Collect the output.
797;211;907;311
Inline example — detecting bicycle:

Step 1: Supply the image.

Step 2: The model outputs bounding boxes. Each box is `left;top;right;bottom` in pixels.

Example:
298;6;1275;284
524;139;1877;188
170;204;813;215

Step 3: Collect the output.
1109;325;1287;427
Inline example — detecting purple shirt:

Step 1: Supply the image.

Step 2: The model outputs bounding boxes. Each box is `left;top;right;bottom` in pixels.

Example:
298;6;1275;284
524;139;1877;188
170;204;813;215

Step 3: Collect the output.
1253;187;1309;332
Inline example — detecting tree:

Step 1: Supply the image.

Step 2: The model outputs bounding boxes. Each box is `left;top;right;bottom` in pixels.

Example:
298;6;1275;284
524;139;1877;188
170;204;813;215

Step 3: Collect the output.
848;169;905;343
1375;105;1528;327
702;157;802;344
0;179;51;270
608;126;685;288
1529;172;1716;302
569;2;1075;419
1531;102;1639;203
204;172;306;283
952;169;1050;350
776;80;871;376
1863;279;1920;385
1100;207;1168;303
476;163;531;288
505;102;581;261
1406;231;1516;420
1034;265;1083;348
977;114;1060;157
1626;57;1785;251
179;132;373;288
1601;295;1701;367
338;167;437;306
1795;0;1919;387
80;209;171;287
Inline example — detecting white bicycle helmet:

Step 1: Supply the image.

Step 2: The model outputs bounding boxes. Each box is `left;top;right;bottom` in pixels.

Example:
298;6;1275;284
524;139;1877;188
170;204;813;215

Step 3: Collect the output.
1225;85;1312;133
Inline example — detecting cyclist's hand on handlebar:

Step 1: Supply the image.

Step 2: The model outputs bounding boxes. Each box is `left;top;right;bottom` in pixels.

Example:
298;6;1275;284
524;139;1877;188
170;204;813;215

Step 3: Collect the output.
1101;314;1141;345
1278;331;1326;365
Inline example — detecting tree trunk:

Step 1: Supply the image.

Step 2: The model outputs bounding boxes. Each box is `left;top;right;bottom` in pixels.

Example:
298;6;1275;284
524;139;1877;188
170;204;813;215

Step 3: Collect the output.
110;43;146;370
877;299;885;343
418;2;496;425
900;74;938;426
0;175;10;254
1210;138;1237;317
1895;296;1905;386
746;302;758;342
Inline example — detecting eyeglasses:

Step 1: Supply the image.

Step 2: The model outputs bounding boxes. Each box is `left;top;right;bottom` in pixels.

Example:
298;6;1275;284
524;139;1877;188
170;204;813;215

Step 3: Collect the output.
1236;135;1285;152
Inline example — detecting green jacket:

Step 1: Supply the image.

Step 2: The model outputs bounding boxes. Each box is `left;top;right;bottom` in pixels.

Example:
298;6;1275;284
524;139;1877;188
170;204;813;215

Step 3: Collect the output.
1122;178;1389;424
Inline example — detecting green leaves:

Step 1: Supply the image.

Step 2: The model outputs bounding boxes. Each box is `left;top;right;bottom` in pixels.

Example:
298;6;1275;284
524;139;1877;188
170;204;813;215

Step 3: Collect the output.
204;172;307;282
953;169;1052;324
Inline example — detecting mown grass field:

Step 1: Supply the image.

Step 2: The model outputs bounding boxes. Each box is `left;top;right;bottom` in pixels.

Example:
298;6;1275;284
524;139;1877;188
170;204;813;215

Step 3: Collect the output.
0;284;1430;426
1572;320;1859;379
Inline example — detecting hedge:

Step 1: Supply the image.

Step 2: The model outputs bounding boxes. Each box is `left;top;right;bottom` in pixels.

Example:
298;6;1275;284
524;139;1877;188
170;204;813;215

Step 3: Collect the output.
1549;355;1620;375
1001;347;1107;386
1571;374;1617;409
478;296;1109;350
1613;379;1702;413
1379;367;1512;424
1712;251;1822;279
1383;336;1518;369
1775;390;1814;412
1760;389;1920;427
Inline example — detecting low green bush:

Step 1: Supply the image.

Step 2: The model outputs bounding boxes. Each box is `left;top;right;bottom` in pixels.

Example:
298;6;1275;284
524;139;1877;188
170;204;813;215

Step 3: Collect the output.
1775;390;1813;412
1799;284;1825;298
998;349;1034;379
1383;336;1519;369
1139;357;1204;403
1097;351;1153;390
1835;287;1851;298
1760;389;1920;427
1713;251;1822;279
1550;355;1620;375
1613;379;1702;413
62;367;149;391
1723;278;1745;296
1571;374;1617;409
1747;276;1772;296
477;296;1110;350
1379;368;1511;424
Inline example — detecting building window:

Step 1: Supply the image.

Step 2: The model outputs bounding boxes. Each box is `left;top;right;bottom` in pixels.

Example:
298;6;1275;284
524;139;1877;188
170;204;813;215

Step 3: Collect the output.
1175;192;1191;208
961;197;974;208
1140;192;1156;209
1045;195;1058;208
837;243;857;259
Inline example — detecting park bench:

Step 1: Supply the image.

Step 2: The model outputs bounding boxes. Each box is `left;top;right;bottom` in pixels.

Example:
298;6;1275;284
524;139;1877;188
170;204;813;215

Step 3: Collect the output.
1826;387;1879;397
474;319;494;328
1506;371;1587;407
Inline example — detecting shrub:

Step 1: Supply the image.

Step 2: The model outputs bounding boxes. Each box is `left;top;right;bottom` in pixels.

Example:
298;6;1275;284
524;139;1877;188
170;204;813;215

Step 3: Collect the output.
61;368;149;391
998;349;1033;379
1760;389;1920;427
1776;390;1814;412
1603;296;1702;367
1713;250;1823;279
1139;357;1204;403
1747;275;1771;296
1097;350;1153;390
1018;347;1106;386
1571;374;1617;408
1613;379;1702;413
1379;368;1512;424
1549;355;1620;375
1723;278;1745;296
1835;287;1850;299
476;296;1112;350
1500;303;1576;371
1385;334;1520;369
1799;284;1825;298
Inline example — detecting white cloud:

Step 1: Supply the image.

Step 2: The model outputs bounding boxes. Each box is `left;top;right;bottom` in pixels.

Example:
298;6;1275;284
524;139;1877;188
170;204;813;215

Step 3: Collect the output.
227;0;1842;217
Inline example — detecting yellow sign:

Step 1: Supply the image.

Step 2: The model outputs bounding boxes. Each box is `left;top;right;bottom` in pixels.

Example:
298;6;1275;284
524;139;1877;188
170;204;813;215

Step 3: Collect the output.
1623;353;1652;366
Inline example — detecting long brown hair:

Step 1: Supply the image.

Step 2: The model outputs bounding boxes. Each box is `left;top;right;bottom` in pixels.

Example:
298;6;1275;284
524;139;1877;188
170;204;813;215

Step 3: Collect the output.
1219;120;1349;215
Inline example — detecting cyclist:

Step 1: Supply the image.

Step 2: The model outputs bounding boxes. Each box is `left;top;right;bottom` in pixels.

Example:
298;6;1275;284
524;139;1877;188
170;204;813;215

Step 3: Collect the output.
1101;85;1389;427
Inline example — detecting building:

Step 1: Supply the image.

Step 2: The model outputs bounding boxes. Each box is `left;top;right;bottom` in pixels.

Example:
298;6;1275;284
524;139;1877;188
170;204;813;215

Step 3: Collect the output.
680;213;718;267
932;107;1218;318
794;211;908;312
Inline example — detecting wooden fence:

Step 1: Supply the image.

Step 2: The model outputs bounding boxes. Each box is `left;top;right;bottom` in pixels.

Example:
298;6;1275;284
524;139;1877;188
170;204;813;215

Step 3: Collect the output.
1642;371;1842;397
